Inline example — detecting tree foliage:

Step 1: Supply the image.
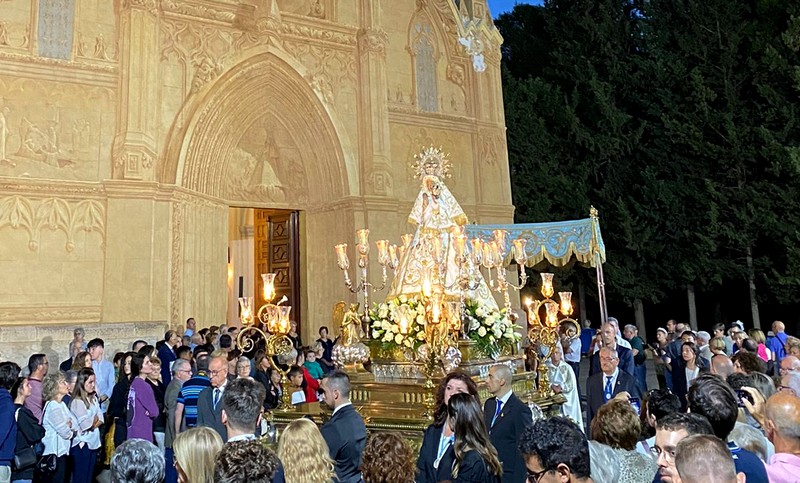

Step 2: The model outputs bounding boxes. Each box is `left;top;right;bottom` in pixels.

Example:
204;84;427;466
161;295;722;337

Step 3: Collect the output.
497;0;800;319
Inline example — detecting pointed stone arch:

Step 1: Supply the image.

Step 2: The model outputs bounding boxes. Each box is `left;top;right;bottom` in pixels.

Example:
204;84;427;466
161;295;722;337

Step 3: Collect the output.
159;45;353;208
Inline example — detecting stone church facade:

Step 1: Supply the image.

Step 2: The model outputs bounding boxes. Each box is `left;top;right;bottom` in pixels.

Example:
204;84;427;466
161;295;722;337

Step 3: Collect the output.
0;0;513;363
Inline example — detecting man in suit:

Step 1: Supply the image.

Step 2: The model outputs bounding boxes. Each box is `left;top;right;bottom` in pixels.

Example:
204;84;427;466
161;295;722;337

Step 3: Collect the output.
196;352;229;442
165;359;192;483
587;346;642;434
320;370;367;483
222;378;265;443
590;322;635;377
483;364;532;483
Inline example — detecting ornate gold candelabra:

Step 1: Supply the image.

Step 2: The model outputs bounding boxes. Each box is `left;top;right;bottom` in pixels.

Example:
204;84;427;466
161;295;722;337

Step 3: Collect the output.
237;273;295;411
524;273;577;398
335;230;398;336
470;229;529;318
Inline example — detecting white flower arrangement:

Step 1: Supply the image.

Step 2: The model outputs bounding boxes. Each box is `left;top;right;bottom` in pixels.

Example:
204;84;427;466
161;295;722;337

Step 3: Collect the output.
367;295;521;360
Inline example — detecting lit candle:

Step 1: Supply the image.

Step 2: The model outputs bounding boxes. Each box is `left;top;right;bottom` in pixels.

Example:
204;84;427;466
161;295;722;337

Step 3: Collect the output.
389;244;399;268
335;244;350;270
422;270;433;298
376;239;389;265
493;229;507;255
490;241;501;264
559;291;573;316
482;242;494;269
278;306;292;335
545;301;559;327
238;297;253;325
470;238;483;264
512;238;527;265
541;273;554;298
430;294;443;324
396;305;411;335
356;228;370;247
261;273;276;302
454;234;467;259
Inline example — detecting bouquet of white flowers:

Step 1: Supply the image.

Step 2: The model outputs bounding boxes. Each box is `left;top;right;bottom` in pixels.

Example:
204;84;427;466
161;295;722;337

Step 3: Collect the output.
367;294;427;351
463;299;521;359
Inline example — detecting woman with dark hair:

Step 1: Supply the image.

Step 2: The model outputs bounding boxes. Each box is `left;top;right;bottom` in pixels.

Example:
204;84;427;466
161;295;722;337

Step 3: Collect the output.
70;367;104;483
108;351;135;446
362;432;415;483
445;393;503;482
415;371;480;483
671;341;706;410
316;326;335;374
11;377;45;483
126;353;159;442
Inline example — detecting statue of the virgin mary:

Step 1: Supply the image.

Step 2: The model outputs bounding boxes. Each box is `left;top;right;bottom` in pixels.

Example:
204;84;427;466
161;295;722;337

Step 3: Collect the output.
388;147;497;310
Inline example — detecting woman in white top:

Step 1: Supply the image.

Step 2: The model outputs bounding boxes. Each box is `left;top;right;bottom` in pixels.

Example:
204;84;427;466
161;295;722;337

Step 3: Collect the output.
547;343;584;431
69;368;104;483
40;372;77;482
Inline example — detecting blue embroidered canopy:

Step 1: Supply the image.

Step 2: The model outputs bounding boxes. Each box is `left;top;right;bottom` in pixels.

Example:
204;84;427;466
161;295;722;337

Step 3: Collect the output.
464;212;605;268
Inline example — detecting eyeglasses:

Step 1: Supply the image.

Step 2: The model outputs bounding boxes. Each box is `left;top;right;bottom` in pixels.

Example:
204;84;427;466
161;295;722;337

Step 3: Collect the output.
650;446;676;463
527;468;550;483
209;369;227;377
778;385;797;396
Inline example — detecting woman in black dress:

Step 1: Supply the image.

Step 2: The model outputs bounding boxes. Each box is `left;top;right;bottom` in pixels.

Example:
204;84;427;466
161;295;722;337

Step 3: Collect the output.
415;371;479;483
445;393;503;483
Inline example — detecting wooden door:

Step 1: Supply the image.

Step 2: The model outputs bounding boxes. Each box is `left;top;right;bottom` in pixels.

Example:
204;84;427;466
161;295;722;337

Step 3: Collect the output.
253;209;301;330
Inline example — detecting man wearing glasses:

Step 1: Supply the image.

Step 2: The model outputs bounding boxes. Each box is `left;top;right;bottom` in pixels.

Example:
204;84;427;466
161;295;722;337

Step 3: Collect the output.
518;417;591;483
779;355;800;376
197;352;229;441
652;412;714;483
165;359;192;483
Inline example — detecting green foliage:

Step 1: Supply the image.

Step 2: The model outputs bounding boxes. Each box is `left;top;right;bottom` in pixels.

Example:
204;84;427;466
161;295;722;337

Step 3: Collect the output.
498;0;800;310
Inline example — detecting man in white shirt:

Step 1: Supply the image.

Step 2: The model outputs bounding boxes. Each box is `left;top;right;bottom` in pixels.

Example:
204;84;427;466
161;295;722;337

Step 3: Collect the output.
221;378;266;442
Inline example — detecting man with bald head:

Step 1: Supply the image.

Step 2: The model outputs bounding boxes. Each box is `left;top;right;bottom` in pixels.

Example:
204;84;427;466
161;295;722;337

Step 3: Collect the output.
711;354;735;379
590;322;634;376
484;364;532;483
587;346;641;434
780;355;800;376
763;391;800;481
767;320;789;364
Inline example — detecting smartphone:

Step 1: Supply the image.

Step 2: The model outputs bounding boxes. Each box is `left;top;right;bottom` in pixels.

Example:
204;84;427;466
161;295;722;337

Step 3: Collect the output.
629;397;641;415
736;389;754;408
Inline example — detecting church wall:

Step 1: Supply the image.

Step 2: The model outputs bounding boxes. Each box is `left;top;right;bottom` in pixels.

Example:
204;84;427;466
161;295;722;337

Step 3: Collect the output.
0;0;515;363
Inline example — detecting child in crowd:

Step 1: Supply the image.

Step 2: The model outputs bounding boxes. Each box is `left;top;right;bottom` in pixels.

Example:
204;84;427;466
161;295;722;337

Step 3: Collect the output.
304;347;324;379
288;366;307;405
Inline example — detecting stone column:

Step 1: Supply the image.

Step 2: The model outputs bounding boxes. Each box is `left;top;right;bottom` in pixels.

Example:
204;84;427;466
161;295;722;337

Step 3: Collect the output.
113;1;160;181
356;1;392;198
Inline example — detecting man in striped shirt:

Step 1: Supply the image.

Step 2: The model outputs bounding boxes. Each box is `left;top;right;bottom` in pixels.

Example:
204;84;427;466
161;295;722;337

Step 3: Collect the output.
174;354;211;435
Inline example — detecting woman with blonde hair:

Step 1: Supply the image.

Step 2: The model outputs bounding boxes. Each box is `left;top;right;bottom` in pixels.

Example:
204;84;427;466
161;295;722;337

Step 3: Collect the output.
277;418;335;483
748;328;772;362
173;426;224;483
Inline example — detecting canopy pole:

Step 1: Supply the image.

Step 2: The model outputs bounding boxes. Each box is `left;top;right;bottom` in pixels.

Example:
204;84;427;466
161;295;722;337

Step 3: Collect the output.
595;251;608;324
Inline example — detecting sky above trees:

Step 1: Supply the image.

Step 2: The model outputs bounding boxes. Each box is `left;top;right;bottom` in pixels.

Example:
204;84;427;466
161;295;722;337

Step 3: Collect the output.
487;0;542;16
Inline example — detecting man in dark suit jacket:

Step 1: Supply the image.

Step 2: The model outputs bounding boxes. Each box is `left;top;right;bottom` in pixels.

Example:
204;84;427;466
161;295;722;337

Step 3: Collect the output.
320;370;367;483
196;353;229;442
587;346;642;435
483;364;532;483
589;322;635;377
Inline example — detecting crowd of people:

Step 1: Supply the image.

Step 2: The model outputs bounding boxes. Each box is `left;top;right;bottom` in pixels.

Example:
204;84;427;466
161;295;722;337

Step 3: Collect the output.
0;316;797;483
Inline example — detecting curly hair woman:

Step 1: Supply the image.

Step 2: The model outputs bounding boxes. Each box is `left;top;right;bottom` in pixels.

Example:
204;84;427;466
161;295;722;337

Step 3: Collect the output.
277;417;335;483
362;432;415;483
416;371;479;483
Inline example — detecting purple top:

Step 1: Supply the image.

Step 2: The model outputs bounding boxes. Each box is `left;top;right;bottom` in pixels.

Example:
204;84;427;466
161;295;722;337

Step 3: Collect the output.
127;377;159;442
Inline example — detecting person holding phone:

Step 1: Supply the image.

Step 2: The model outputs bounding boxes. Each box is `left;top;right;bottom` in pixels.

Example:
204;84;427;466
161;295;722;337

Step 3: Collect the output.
671;342;706;411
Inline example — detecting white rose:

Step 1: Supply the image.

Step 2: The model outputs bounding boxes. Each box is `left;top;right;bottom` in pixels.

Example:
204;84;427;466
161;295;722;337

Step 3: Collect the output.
395;334;404;344
383;332;393;342
476;307;486;317
478;327;487;337
390;324;399;332
399;295;408;303
403;339;413;348
417;332;426;340
381;320;391;331
379;306;390;319
493;328;503;339
416;315;425;324
372;330;381;339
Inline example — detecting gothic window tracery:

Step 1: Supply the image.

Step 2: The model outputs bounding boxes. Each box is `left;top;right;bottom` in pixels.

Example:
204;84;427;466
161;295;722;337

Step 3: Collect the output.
411;17;439;113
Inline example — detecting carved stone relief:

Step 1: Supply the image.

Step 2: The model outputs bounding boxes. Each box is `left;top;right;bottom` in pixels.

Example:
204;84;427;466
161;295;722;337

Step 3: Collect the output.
0;195;105;252
0;76;114;181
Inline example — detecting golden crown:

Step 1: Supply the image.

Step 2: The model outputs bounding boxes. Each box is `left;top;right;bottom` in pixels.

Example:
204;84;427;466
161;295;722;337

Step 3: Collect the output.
412;146;452;180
